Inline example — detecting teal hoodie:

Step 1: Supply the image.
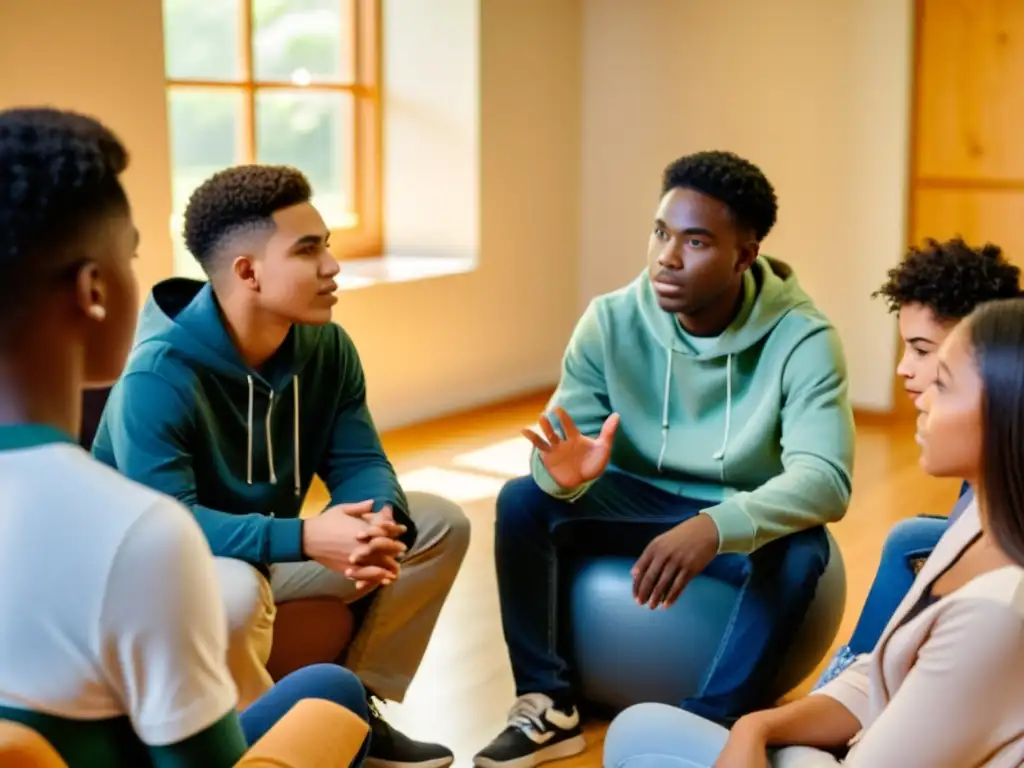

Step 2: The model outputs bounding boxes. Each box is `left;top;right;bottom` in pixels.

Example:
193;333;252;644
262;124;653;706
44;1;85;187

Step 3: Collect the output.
535;256;855;554
92;278;408;566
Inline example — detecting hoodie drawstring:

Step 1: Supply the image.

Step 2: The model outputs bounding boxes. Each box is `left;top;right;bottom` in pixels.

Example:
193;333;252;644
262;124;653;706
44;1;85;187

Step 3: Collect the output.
246;376;254;485
656;348;734;482
292;375;301;497
245;374;302;497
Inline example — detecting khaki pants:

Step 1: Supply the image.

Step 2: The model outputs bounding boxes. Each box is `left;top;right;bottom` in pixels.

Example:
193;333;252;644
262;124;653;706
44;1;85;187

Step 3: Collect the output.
215;492;471;708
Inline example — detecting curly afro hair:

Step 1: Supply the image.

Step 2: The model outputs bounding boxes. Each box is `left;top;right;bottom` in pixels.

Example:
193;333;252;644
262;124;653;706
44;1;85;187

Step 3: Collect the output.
661;150;778;242
0;107;128;273
182;164;312;271
873;237;1021;322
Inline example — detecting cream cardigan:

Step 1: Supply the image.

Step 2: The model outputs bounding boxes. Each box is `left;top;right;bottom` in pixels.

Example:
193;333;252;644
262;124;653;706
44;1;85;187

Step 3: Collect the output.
806;500;1024;767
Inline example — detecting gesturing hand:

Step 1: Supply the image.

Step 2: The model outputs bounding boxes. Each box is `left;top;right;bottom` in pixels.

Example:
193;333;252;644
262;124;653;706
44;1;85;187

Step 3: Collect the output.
712;718;770;768
632;514;719;609
521;407;620;489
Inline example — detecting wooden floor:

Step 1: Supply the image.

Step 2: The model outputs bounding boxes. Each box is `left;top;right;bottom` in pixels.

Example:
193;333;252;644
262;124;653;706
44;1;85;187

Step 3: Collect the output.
308;392;964;767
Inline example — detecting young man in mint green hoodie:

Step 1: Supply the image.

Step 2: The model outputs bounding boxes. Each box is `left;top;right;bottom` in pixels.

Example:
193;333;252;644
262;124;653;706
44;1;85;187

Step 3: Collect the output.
474;151;855;768
92;165;469;768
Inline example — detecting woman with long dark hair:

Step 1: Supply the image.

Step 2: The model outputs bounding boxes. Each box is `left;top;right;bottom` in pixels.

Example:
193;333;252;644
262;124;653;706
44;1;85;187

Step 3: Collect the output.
604;297;1024;767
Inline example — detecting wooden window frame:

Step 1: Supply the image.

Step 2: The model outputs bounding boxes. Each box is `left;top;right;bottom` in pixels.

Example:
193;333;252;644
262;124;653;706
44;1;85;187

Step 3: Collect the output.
166;0;383;259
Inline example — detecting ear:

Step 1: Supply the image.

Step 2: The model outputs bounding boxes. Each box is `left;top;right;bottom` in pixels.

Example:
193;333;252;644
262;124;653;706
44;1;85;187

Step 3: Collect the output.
232;254;260;292
735;237;760;273
75;262;108;322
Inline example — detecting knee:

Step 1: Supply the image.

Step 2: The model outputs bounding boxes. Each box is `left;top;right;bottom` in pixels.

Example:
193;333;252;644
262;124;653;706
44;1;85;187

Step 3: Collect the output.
281;664;370;722
881;516;944;561
605;704;692;768
215;558;275;637
495;475;549;537
407;491;471;562
772;526;830;579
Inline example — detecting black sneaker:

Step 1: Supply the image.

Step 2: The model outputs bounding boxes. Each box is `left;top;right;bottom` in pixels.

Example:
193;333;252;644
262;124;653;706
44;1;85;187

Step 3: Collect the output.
365;698;454;768
473;694;586;768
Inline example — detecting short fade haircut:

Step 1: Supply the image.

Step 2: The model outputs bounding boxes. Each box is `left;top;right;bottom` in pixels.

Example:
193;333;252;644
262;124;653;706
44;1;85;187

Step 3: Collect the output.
661;150;778;242
182;164;312;271
0;107;129;323
873;237;1021;322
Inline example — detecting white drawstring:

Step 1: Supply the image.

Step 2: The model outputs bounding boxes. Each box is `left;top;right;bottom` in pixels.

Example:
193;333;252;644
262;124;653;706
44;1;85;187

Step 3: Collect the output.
245;374;301;494
246;375;254;485
293;375;301;497
656;346;672;472
656;348;733;480
712;353;733;481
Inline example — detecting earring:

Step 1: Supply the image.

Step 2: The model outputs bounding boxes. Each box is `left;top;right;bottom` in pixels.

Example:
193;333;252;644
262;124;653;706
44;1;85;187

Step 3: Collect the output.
87;305;107;321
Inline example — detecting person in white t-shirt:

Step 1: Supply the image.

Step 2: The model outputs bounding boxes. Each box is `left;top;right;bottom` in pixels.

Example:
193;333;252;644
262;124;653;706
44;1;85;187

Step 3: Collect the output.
0;107;395;766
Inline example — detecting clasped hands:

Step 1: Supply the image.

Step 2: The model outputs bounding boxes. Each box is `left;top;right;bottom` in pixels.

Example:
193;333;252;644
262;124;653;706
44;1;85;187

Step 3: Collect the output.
524;407;719;608
302;499;408;591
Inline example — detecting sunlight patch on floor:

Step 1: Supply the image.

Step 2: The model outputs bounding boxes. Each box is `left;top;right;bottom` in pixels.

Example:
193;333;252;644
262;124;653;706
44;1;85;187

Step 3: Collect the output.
452;436;533;478
397;466;509;504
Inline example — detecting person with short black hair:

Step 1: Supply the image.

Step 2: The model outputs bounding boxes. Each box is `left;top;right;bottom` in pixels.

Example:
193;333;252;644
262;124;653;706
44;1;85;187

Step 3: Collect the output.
473;151;856;767
814;237;1021;688
0;106;374;767
92;163;470;768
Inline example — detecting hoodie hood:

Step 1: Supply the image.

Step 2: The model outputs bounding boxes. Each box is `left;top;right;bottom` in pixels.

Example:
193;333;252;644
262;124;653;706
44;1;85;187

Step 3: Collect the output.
635;256;829;477
133;277;324;497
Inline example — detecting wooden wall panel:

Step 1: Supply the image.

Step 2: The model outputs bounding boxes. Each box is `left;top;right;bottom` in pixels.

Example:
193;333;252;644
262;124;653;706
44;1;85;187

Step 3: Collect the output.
916;0;1024;181
913;188;1024;269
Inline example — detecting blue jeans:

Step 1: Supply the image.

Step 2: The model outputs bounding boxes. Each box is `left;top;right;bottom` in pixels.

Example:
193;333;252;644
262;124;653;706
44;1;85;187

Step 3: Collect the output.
814;483;974;688
495;472;831;723
604;703;840;767
240;663;370;765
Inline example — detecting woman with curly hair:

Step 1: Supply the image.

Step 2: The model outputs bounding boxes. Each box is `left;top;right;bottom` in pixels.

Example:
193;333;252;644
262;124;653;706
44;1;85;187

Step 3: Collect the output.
816;237;1021;685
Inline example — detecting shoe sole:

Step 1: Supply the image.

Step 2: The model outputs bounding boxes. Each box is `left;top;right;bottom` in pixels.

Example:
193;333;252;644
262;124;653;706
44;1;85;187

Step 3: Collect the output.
473;734;587;768
365;757;454;768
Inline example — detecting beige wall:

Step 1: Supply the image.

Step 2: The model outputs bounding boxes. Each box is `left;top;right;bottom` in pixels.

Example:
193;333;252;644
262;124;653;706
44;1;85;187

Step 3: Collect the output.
0;0;175;297
0;0;582;431
579;0;914;411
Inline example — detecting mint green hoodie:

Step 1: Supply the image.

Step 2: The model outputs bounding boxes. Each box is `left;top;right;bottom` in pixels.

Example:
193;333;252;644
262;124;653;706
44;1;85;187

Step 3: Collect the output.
534;256;855;554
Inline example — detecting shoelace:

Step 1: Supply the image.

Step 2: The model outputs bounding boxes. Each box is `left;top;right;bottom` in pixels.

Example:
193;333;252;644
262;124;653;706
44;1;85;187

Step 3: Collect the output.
507;694;551;733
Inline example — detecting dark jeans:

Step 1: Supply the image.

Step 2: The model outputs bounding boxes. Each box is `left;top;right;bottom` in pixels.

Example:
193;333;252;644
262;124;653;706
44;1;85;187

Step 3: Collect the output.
494;471;831;723
845;480;972;654
240;663;370;765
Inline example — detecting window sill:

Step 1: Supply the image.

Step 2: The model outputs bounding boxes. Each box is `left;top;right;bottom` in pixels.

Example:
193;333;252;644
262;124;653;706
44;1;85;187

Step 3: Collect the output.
336;254;476;291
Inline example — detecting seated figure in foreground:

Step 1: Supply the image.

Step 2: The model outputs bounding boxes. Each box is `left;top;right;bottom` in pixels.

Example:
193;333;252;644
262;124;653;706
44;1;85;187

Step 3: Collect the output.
0;107;371;767
816;237;1020;687
474;150;856;768
605;297;1024;767
92;164;470;768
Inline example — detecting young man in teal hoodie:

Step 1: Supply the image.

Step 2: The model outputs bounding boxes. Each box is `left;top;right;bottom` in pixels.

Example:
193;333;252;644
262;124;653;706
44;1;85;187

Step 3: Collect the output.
92;165;470;768
474;151;855;768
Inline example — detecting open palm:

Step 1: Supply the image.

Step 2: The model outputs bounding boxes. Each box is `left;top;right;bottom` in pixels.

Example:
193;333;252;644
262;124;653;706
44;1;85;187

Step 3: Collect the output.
521;407;620;488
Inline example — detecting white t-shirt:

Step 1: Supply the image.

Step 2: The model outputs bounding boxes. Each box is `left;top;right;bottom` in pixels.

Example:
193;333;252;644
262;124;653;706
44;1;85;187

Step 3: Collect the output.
0;428;237;747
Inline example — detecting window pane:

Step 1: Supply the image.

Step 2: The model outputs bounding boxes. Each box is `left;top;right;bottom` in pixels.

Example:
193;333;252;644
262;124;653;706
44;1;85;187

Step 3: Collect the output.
168;87;247;275
256;90;355;227
164;0;243;81
252;0;353;84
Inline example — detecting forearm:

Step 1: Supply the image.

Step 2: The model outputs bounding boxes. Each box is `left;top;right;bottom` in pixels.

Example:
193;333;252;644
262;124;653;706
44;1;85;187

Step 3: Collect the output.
192;505;305;564
741;695;861;750
705;458;850;553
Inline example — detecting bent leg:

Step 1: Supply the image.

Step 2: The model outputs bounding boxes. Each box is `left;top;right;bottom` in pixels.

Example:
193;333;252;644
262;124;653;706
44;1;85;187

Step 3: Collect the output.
604;703;730;768
683;527;831;722
343;492;471;702
815;515;947;689
215;557;277;709
846;515;946;652
240;663;370;767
